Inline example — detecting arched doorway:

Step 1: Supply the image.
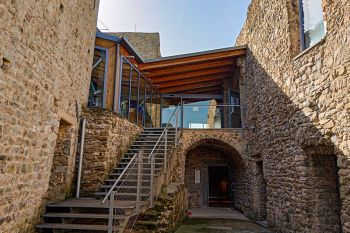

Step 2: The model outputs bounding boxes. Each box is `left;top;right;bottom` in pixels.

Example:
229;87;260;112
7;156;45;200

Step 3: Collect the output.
184;139;246;209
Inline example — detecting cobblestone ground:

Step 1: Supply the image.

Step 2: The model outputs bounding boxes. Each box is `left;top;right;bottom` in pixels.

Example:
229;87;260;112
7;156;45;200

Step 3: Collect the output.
175;219;271;233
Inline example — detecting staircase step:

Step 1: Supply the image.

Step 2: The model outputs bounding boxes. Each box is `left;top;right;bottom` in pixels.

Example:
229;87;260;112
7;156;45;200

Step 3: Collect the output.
114;167;162;171
118;161;163;165
43;212;127;220
36;223;114;231
100;185;150;189
95;192;149;197
47;198;135;209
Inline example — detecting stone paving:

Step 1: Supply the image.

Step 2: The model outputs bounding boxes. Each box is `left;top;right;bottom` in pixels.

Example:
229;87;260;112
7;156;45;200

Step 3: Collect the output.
175;208;271;233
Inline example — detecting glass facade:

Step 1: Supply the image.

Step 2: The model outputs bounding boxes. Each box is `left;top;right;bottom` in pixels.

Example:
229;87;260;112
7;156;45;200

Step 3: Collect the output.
138;76;146;125
120;59;131;118
88;48;106;108
145;83;153;127
300;0;325;49
119;56;160;127
129;69;139;123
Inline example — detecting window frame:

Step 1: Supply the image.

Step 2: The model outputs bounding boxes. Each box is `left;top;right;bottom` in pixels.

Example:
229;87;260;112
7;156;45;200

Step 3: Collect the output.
88;46;108;109
298;0;326;51
118;55;159;127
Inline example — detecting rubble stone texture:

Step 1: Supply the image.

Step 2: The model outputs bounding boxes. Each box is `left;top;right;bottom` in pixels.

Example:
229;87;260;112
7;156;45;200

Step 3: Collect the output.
110;32;161;60
80;108;142;195
170;129;254;217
236;0;350;232
0;1;99;232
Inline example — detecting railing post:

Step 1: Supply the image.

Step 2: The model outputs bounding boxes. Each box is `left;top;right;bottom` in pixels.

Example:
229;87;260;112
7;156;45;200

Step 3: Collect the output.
175;109;178;146
164;129;168;173
136;151;143;213
149;155;155;208
108;192;114;233
181;103;184;128
76;117;86;198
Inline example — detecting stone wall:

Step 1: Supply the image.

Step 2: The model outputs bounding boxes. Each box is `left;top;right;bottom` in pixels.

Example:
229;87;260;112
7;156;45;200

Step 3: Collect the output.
130;183;187;233
169;129;254;216
185;146;234;208
47;121;78;201
80;108;142;195
236;0;350;232
0;1;99;232
110;32;161;60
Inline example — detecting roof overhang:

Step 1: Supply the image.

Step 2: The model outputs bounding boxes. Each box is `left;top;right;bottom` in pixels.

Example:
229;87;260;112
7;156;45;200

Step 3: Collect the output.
139;46;246;95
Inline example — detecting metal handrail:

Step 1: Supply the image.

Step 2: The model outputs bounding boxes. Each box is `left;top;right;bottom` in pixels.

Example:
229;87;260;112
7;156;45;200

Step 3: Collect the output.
101;153;139;204
148;104;181;159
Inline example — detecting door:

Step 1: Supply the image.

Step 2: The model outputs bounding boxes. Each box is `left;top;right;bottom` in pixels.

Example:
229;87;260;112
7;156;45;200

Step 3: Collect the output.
208;166;230;207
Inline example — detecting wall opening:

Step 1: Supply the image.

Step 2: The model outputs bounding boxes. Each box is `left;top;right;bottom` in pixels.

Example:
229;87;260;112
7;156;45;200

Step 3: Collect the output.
47;119;76;201
303;147;342;232
208;165;230;207
184;140;245;210
256;160;267;221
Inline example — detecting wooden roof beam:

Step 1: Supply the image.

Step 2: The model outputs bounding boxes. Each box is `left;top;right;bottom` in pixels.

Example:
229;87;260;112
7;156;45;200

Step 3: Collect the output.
180;86;223;94
158;73;230;89
151;67;233;84
145;59;235;77
140;49;245;71
160;80;223;93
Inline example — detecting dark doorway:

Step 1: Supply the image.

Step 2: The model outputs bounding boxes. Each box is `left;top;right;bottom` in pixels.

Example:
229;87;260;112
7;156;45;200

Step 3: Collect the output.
208;166;231;207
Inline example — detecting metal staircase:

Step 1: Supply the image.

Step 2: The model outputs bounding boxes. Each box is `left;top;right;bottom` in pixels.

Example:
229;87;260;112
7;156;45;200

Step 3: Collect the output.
37;107;181;233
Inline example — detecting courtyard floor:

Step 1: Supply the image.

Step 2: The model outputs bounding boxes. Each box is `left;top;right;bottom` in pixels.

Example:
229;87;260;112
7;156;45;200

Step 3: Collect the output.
175;208;271;233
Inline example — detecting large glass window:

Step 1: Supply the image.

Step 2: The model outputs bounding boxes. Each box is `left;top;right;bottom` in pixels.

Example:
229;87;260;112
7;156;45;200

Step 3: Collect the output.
120;59;131;118
145;84;153;127
119;56;160;127
299;0;325;49
138;77;146;126
88;48;106;108
129;69;139;123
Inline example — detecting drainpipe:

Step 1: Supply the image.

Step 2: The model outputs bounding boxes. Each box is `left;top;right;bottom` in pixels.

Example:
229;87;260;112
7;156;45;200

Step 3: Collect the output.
76;117;87;198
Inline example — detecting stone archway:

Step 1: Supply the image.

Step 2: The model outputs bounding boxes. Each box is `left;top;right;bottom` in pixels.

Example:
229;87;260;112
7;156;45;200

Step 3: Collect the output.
169;129;253;215
184;139;246;209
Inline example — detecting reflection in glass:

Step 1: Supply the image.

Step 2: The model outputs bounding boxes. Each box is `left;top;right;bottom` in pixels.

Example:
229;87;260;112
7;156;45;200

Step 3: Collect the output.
120;59;131;118
138;77;146;125
301;0;325;48
129;69;139;123
88;48;106;108
145;84;153;127
183;100;213;129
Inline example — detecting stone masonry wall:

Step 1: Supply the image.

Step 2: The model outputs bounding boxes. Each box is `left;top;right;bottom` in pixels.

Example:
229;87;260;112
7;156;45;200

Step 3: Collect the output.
236;0;350;232
110;32;161;60
0;1;98;232
169;129;254;216
129;183;187;233
185;146;234;209
47;122;78;201
80;108;142;195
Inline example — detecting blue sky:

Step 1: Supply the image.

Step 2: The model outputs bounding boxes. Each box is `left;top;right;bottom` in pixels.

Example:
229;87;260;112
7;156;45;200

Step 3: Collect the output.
97;0;251;56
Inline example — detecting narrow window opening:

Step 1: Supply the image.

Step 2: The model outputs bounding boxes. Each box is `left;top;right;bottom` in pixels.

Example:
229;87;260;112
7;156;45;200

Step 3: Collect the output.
298;0;326;50
256;161;267;221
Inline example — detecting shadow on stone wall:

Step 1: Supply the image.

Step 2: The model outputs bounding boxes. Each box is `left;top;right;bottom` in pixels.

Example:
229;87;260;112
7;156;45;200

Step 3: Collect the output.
243;49;343;233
